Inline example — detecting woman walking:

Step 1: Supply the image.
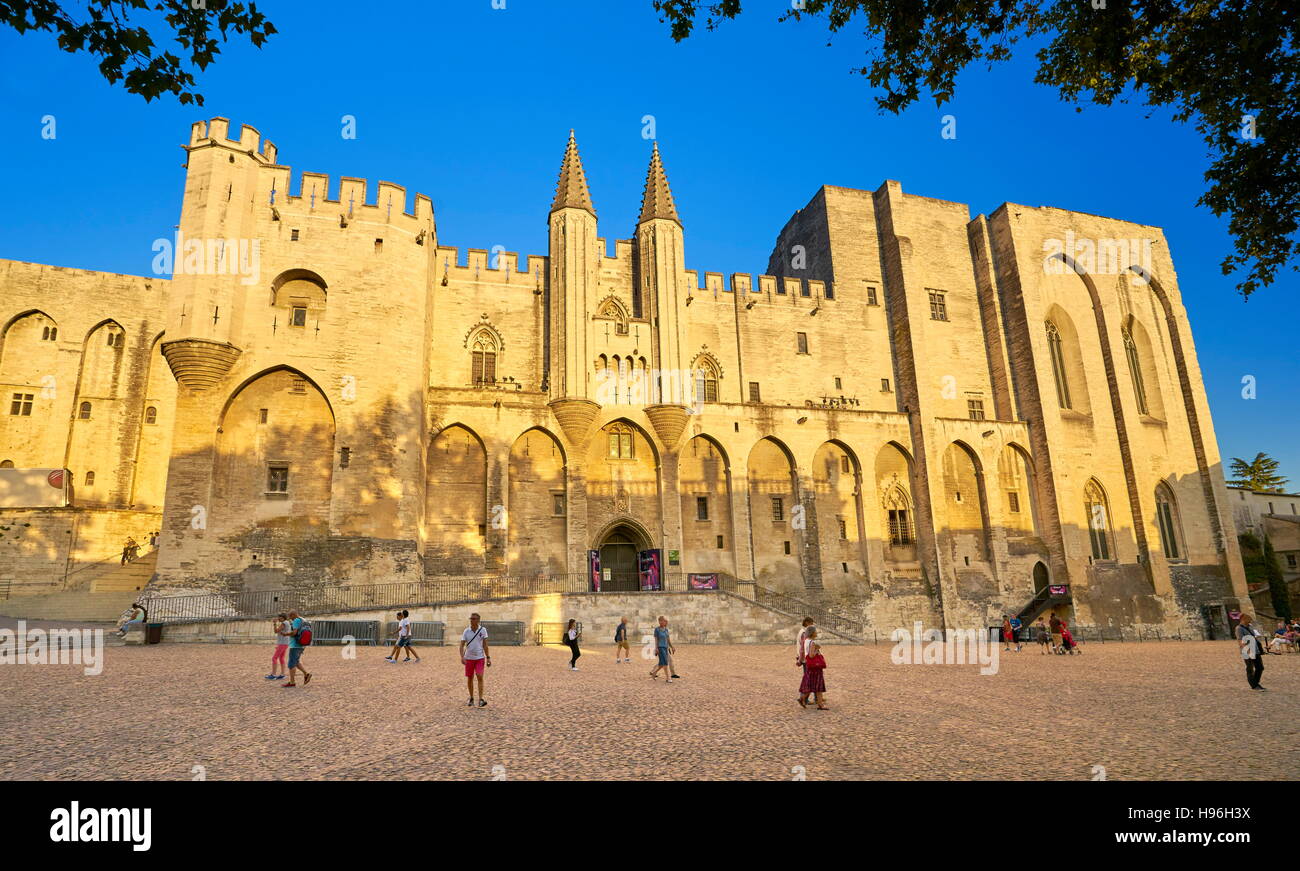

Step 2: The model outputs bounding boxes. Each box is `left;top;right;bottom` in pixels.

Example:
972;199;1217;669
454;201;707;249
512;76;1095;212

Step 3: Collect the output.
798;627;828;710
1237;612;1266;690
564;619;581;671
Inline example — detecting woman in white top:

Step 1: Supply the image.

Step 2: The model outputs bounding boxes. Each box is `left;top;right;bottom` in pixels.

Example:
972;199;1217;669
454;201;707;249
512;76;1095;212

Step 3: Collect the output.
564;618;581;671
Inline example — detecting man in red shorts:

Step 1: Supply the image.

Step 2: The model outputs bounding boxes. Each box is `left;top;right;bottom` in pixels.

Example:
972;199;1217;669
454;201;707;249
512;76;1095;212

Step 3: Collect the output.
459;612;491;707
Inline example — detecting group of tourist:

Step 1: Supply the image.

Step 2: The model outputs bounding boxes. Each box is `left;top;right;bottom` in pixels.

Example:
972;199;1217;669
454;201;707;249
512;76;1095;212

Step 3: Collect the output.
264;611;313;687
1235;613;1300;690
1000;612;1080;655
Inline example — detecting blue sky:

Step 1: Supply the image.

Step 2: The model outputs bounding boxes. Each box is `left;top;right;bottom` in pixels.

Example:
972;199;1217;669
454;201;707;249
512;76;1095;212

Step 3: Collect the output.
0;0;1294;484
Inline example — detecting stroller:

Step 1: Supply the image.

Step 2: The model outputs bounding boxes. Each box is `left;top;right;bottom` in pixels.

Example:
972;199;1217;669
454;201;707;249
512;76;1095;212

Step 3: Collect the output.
1058;624;1081;655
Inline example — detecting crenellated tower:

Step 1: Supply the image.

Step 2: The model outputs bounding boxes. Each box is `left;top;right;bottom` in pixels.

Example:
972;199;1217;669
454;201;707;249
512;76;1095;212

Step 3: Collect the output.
546;131;602;447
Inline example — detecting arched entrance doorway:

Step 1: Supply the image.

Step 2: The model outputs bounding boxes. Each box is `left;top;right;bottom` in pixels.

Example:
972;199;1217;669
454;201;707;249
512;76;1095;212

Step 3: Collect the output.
1032;561;1049;594
596;522;652;592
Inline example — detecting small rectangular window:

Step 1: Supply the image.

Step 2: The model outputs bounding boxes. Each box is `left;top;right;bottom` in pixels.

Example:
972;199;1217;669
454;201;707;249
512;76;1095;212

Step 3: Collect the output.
339;446;351;469
881;378;891;392
967;399;985;420
796;332;809;354
553;493;566;516
1288;554;1297;568
290;229;300;241
290;378;307;395
1008;492;1020;513
259;408;269;424
838;518;847;540
266;465;289;494
834;377;842;390
771;496;784;522
696;496;709;521
928;289;948;321
716;534;725;549
840;455;850;474
748;382;761;403
9;393;33;416
374;238;384;253
866;286;879;305
783;540;791;555
290;306;308;327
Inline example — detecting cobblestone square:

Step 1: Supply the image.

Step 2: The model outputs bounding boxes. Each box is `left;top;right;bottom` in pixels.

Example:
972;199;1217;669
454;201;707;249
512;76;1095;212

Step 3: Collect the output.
1;625;1295;781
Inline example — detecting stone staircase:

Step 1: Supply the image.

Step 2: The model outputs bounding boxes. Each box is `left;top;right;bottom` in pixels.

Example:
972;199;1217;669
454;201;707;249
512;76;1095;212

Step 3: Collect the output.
90;552;157;593
0;589;141;622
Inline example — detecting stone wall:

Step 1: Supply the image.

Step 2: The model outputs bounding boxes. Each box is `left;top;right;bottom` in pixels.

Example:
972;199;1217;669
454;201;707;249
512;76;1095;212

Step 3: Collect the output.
149;590;851;646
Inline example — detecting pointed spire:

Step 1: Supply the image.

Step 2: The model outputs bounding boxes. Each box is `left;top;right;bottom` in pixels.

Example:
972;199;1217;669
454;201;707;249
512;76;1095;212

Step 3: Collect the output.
638;141;680;225
550;129;596;216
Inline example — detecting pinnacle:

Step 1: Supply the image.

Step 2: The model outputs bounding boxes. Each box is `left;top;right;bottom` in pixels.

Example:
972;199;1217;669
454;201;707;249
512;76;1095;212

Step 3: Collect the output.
638;141;680;225
550;130;596;216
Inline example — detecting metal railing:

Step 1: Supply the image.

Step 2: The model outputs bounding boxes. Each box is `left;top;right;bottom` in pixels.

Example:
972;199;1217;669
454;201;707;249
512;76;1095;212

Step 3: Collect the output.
142;571;707;623
383;621;446;645
311;619;380;646
534;622;583;645
715;576;865;638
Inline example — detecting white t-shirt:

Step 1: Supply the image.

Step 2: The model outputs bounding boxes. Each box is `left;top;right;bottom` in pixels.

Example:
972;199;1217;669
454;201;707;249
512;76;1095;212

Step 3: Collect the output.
567;628;577;641
398;617;411;638
462;625;488;659
797;627;813;660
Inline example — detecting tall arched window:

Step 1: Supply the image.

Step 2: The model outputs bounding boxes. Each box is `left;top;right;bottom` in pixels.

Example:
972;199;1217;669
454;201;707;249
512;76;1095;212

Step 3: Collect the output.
694;358;719;404
1155;483;1182;560
884;487;913;545
1045;321;1072;409
145;406;158;425
607;423;634;460
78;401;92;420
1123;328;1148;415
471;333;498;385
1084;479;1111;560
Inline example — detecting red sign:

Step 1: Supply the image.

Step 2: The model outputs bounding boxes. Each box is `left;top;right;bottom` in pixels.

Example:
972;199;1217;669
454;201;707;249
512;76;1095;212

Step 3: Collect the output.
47;469;65;489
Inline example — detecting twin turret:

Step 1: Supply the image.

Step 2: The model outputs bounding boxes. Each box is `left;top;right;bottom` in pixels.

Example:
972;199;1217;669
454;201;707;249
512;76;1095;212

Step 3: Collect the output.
545;131;691;449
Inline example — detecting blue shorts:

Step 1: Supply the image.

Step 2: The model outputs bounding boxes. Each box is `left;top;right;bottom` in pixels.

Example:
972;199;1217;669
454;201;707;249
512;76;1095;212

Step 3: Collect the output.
288;647;305;669
657;646;669;666
396;637;411;647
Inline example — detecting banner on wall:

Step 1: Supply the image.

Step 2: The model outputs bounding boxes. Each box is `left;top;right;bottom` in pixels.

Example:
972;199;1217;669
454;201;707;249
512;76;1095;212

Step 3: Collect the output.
688;573;719;591
588;550;601;592
637;549;662;591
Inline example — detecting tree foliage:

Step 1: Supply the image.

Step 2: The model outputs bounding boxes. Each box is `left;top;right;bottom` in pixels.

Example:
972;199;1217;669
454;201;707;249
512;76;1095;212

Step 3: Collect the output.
652;0;1299;299
1228;452;1290;492
1;0;276;105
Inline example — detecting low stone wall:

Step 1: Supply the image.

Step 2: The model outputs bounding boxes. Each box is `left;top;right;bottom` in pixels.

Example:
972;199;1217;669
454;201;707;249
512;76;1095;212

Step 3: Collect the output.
149;591;855;646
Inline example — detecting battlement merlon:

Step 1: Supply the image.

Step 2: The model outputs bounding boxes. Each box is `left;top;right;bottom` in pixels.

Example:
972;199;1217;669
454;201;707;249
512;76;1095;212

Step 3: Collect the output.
255;167;434;230
435;245;548;284
187;118;435;229
188;117;277;164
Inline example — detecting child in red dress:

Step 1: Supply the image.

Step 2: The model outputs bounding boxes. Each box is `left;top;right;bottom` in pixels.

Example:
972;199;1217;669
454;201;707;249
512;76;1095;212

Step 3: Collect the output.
798;627;828;710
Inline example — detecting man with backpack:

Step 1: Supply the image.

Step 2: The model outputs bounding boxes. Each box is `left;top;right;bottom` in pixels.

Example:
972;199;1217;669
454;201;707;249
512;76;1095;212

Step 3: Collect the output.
282;609;314;687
